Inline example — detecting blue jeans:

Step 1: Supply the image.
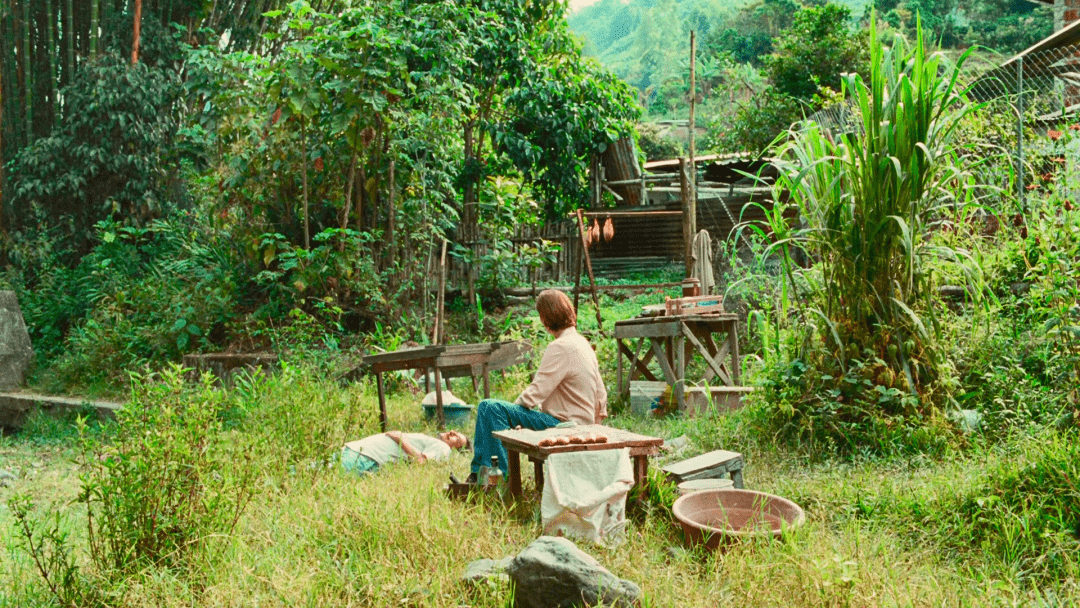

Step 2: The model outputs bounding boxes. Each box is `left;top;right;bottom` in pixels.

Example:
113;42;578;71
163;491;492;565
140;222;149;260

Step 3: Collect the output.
471;399;560;474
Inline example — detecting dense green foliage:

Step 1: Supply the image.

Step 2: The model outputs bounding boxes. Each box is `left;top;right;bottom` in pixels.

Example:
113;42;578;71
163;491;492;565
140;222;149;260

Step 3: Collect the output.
1;0;639;388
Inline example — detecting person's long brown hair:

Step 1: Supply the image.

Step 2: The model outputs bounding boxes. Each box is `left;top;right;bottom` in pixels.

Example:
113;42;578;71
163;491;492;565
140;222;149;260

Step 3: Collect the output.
536;289;576;332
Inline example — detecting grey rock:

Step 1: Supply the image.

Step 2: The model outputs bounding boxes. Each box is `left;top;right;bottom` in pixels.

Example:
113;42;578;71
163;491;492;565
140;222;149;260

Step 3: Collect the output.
508;536;641;608
462;557;513;584
0;469;15;480
0;292;34;391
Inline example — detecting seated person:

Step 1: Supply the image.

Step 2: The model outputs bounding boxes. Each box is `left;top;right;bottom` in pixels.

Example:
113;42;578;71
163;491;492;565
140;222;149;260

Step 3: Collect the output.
467;289;607;482
341;430;469;476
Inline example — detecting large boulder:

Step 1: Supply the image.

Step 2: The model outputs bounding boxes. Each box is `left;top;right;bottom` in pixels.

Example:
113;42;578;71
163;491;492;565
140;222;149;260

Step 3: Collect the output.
0;292;33;391
508;536;640;608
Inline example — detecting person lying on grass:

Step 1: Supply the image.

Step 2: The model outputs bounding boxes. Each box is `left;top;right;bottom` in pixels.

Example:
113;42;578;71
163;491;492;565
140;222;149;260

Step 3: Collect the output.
466;289;607;483
341;430;470;476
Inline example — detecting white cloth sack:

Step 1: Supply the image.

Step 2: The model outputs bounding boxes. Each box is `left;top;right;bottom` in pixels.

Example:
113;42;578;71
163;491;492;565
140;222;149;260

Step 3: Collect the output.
421;390;465;406
541;449;634;547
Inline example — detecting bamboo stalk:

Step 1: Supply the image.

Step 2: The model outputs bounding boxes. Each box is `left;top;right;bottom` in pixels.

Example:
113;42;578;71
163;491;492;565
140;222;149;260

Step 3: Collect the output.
21;0;31;140
90;0;98;58
65;0;73;85
100;0;110;54
45;0;58;119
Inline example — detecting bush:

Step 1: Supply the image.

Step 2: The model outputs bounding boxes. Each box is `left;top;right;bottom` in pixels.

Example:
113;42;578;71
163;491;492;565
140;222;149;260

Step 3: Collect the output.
77;367;256;573
757;354;957;457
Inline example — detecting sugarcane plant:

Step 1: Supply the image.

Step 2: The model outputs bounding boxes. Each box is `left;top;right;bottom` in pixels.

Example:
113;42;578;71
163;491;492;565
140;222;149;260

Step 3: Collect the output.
764;16;986;396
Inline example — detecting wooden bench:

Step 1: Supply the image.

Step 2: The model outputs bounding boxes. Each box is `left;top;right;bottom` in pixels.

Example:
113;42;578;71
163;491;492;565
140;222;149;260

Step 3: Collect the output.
660;449;744;488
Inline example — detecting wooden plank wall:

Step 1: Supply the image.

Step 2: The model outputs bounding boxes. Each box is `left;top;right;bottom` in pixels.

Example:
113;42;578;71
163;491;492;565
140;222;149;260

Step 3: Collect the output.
434;190;775;288
588;192;774;261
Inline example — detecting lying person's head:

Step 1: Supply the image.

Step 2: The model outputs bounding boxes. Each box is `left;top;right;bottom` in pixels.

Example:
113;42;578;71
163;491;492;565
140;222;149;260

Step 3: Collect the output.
437;430;470;450
536;289;576;334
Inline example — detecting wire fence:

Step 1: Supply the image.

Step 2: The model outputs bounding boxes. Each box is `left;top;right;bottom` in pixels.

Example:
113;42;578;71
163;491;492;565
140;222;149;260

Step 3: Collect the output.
806;41;1080;209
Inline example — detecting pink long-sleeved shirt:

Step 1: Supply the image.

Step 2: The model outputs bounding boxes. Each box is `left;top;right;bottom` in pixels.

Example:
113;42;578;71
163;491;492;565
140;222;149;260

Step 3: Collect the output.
515;327;607;424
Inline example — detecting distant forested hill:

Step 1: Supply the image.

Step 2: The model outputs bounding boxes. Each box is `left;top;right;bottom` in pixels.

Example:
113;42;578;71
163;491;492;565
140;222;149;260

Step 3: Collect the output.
570;0;1050;104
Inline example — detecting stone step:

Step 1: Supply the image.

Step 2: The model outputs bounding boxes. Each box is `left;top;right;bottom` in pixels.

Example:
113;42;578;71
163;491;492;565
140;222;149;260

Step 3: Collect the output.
0;391;122;431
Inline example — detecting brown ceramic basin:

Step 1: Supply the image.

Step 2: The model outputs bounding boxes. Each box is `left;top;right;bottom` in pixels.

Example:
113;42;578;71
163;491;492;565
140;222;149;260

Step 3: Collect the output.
671;488;805;551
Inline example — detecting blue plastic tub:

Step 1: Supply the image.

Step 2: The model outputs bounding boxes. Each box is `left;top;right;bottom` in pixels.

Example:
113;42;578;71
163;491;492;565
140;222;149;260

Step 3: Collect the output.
422;403;474;426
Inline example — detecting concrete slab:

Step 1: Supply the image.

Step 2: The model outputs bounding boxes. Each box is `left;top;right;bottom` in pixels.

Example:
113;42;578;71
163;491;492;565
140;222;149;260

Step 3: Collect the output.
0;391;122;431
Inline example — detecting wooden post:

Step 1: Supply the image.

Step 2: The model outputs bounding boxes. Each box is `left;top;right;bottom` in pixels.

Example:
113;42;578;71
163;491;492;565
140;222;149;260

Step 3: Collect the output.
688;31;697;172
434;367;445;429
686;31;698;278
376;371;387;431
433;239;448;345
573;221;583;315
575;209;604;332
680;157;693;276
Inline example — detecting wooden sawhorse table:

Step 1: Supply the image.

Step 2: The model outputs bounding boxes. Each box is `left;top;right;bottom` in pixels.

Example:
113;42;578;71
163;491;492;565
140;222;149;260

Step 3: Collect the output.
491;425;663;499
360;341;531;430
614;313;741;411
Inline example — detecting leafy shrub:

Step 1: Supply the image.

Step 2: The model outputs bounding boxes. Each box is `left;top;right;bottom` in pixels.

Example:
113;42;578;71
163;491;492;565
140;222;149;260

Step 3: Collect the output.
757;355;956;456
77;367;256;573
6;54;181;252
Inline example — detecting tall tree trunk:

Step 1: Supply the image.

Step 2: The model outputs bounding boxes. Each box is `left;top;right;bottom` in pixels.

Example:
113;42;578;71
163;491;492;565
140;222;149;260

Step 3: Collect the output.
340;125;359;242
300;115;310;249
132;0;142;65
21;0;32;141
89;0;98;58
45;0;58;120
0;36;5;231
65;0;74;87
462;121;477;306
387;158;396;269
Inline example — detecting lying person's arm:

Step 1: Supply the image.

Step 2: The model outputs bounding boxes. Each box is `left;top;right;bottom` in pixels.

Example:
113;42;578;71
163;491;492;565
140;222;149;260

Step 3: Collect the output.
384;431;427;463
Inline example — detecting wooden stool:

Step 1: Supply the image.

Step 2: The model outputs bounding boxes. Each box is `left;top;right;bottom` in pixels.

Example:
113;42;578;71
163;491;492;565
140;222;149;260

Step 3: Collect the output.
660;449;744;488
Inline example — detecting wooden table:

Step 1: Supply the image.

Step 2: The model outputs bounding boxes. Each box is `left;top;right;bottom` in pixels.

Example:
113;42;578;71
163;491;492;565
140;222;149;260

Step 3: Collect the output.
361;341;531;430
614;313;741;411
491;425;664;498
